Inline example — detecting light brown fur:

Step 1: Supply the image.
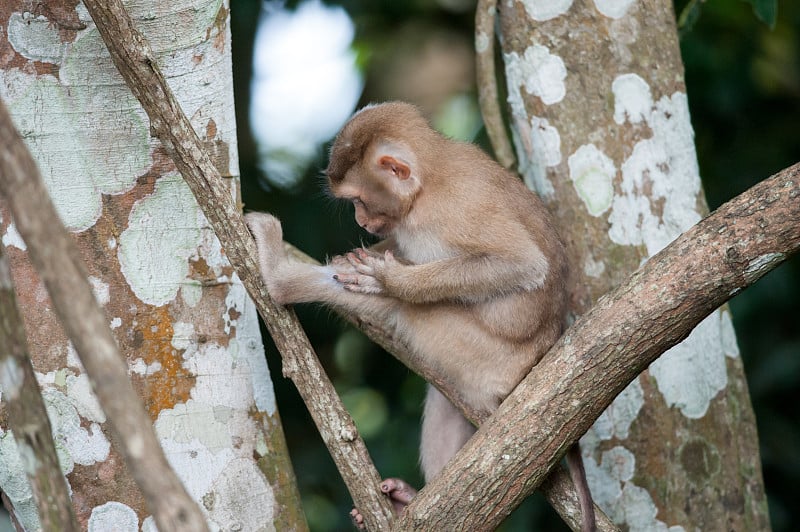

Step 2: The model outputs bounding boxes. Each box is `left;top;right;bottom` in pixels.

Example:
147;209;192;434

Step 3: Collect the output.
246;102;587;526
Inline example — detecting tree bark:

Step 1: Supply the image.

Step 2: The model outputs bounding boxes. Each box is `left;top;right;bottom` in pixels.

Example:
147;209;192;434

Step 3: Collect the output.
0;241;78;532
0;1;304;530
395;164;798;530
497;0;770;528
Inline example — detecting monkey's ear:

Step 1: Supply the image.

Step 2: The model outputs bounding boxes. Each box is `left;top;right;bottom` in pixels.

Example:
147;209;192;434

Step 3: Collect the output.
378;155;411;180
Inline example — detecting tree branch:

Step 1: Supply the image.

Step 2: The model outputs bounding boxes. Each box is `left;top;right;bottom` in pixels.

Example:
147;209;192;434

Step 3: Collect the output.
0;242;78;531
0;98;208;531
475;0;515;169
79;1;393;528
394;164;800;529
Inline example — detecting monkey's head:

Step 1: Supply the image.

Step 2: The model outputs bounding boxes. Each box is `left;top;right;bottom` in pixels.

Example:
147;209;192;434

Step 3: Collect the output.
326;102;437;237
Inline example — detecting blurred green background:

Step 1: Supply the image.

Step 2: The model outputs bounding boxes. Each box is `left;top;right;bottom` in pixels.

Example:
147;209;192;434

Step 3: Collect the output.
232;1;800;530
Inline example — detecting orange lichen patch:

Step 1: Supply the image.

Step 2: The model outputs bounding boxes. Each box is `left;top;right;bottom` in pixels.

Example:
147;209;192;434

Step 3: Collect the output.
130;305;195;420
206;118;217;139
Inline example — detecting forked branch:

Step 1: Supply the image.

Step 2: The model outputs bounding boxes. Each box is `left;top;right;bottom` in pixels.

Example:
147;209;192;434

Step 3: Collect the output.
396;164;800;529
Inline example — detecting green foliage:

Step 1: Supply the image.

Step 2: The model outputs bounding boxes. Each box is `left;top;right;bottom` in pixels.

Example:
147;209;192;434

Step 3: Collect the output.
678;0;779;36
743;0;778;27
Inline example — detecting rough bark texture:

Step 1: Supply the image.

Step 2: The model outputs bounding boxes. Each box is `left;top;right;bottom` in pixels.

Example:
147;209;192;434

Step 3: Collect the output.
0;1;303;530
395;164;798;530
496;0;770;529
78;0;393;529
0;96;207;531
0;242;78;531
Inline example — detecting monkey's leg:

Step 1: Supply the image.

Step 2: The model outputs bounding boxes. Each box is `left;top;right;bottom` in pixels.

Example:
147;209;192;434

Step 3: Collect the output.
420;385;476;483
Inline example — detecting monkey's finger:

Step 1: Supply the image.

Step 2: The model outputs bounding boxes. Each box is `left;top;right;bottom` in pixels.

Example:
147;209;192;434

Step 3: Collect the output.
333;272;359;285
350;508;366;530
345;253;376;275
343;283;383;295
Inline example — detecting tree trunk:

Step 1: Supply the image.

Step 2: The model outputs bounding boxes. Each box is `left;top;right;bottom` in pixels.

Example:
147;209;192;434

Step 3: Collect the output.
0;1;305;530
496;0;769;529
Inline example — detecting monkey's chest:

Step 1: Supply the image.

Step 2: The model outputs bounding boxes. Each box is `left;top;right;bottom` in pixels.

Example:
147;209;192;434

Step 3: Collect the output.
395;229;454;264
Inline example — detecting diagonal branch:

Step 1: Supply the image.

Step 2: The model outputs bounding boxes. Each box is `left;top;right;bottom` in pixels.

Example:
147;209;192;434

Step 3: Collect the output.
0;242;78;532
80;1;393;528
395;164;800;529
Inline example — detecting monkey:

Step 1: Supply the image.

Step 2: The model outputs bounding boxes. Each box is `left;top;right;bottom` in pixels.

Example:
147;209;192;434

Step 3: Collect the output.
245;101;595;531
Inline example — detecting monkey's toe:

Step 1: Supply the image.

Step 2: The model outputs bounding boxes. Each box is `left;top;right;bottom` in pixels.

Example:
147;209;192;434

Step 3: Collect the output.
380;477;417;514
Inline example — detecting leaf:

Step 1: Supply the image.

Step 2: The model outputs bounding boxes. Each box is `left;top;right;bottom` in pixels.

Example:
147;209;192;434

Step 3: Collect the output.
677;0;705;39
742;0;778;28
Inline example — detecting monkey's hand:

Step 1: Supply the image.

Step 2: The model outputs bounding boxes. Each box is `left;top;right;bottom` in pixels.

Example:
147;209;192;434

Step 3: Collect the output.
333;248;398;295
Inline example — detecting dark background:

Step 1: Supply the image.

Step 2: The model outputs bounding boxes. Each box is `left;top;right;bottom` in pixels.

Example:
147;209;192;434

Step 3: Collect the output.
232;1;800;531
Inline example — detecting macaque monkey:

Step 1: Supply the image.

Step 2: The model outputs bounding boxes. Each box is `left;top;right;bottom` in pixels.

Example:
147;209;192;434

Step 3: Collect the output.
246;102;595;531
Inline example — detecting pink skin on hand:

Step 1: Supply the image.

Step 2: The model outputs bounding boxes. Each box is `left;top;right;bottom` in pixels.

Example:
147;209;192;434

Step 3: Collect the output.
350;478;417;530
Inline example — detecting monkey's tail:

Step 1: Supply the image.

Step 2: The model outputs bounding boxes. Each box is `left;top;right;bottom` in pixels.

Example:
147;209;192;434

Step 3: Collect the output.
566;444;597;532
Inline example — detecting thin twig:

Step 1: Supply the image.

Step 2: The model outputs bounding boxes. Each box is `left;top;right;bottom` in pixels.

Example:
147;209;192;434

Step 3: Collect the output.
476;0;515;168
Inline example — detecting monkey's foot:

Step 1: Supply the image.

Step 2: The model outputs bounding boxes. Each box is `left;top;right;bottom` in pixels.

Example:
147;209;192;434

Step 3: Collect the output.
244;212;284;260
350;478;417;529
380;478;417;512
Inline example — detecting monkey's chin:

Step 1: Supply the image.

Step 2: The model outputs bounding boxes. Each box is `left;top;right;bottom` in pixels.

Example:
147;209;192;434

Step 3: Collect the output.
365;226;389;238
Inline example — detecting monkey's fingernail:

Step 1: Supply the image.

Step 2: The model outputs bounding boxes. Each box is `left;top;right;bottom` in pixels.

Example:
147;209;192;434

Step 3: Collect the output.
333;275;339;280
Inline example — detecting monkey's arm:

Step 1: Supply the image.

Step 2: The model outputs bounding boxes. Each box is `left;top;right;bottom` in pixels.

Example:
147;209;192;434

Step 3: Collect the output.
337;246;549;304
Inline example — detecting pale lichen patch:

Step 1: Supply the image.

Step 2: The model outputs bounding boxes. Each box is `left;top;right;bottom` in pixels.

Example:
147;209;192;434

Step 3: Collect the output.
744;252;785;283
118;174;203;306
42;387;110;467
515;116;561;198
519;0;574;21
584;443;684;531
593;0;636;19
7;12;67;64
649;310;730;419
88;276;110;307
2;223;26;251
129;357;163;376
225;275;277;415
65;373;106;423
0;431;42;531
8;81;148;230
569;144;616;216
88;501;139;532
584;254;606;278
504;43;567;119
586;378;643;441
720;310;740;358
612;73;651;125
608;91;702;256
